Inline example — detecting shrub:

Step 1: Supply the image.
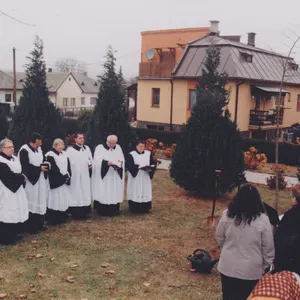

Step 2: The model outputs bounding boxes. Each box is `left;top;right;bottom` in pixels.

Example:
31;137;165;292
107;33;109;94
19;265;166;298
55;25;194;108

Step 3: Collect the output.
244;147;267;170
267;165;288;190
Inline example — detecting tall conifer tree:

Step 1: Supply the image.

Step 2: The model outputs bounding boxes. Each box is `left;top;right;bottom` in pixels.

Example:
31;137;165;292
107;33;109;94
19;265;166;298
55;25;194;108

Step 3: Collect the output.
170;45;244;196
87;46;134;153
9;36;63;151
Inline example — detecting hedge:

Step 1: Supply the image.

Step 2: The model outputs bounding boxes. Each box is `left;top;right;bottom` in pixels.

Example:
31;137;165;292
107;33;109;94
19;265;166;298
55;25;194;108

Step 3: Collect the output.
132;129;300;166
132;128;181;145
241;138;300;166
60;124;300;166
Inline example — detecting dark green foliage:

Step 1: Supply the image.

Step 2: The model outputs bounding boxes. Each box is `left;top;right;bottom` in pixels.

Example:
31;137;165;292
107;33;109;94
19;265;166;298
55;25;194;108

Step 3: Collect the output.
87;46;135;153
132;128;300;166
170;45;244;196
241;138;300;166
132;128;181;145
9;36;63;151
196;46;230;115
0;108;9;140
78;110;93;133
62;118;80;136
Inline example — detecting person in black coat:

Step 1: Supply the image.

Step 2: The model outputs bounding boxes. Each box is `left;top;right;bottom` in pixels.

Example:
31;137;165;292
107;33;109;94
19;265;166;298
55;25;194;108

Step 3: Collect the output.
274;183;300;275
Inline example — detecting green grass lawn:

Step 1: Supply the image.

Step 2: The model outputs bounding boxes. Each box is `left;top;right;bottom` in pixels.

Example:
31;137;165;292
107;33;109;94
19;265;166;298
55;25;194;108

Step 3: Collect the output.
0;171;292;300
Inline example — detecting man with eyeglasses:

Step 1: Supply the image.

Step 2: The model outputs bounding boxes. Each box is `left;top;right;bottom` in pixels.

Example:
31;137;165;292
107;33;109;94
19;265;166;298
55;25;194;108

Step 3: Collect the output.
92;135;125;216
0;138;29;245
18;133;49;234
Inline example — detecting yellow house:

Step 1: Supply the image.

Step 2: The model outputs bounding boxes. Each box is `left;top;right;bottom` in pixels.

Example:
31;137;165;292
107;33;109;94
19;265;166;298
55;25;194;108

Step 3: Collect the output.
136;21;300;139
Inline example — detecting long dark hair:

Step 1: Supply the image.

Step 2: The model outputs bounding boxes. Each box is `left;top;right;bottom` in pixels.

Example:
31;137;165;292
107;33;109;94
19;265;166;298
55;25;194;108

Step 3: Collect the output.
227;184;265;225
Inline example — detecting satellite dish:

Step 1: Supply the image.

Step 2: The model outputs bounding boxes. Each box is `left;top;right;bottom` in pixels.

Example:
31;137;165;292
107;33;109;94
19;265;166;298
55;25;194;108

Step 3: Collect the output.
145;49;155;60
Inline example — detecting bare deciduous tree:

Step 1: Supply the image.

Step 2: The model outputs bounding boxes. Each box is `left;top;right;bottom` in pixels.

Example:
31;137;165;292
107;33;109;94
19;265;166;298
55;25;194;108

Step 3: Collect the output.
54;58;87;74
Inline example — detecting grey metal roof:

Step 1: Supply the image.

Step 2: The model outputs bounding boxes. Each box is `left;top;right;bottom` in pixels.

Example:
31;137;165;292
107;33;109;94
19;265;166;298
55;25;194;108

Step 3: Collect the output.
2;71;99;93
0;70;23;90
172;35;300;85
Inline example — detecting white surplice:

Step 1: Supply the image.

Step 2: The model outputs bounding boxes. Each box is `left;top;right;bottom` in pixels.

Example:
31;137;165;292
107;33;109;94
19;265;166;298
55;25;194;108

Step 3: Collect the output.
92;144;125;205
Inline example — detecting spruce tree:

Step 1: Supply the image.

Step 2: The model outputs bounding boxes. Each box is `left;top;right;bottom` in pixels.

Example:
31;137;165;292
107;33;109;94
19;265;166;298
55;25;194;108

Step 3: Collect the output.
9;36;63;152
170;45;244;197
0;108;9;140
87;46;134;153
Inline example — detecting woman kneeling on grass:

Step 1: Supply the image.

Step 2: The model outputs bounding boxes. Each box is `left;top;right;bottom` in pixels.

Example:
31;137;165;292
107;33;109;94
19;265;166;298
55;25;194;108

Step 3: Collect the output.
216;184;275;300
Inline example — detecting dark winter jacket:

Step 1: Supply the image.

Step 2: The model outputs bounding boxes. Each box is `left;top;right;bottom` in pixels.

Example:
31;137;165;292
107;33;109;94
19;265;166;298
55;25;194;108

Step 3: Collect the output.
274;204;300;275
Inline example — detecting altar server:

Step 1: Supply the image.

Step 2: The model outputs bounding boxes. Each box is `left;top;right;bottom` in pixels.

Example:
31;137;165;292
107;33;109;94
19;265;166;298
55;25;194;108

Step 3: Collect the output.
92;135;124;216
67;133;92;220
0;139;29;245
18;133;49;233
126;140;156;213
45;139;71;225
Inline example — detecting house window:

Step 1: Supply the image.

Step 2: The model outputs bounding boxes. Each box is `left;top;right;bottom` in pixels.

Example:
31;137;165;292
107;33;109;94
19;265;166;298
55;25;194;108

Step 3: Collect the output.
63;98;68;107
5;94;12;102
240;52;253;63
152;88;160;107
81;97;85;105
71;98;76;107
189;90;197;109
297;95;300;112
90;97;97;105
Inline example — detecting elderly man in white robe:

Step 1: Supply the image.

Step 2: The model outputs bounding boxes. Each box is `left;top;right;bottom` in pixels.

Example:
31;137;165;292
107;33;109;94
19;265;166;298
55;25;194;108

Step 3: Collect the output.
18;133;49;233
0;138;29;245
92;135;125;216
67;133;93;220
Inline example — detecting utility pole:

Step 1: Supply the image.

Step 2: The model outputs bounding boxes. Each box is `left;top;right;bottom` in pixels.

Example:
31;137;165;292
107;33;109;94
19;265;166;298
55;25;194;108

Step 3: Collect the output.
13;47;17;108
275;35;300;211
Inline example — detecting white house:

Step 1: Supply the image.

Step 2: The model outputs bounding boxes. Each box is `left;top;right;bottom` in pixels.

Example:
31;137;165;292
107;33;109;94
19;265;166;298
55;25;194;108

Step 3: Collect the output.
0;70;99;117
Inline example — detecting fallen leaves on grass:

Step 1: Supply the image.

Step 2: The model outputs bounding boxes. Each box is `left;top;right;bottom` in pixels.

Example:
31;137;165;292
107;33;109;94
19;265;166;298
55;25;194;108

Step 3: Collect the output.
19;295;27;299
38;272;47;279
143;282;151;287
0;294;7;299
65;276;75;283
104;270;115;275
49;257;55;262
35;254;44;258
101;263;110;268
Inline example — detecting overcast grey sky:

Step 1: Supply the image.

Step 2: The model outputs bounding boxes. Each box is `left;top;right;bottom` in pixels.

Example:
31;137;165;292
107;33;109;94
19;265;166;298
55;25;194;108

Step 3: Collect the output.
1;0;300;79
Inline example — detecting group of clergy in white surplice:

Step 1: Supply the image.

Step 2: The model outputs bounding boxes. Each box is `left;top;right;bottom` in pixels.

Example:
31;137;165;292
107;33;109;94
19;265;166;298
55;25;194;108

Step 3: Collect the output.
0;133;156;245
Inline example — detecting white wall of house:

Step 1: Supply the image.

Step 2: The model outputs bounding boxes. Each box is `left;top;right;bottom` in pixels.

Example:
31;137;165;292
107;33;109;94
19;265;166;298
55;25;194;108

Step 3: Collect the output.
0;90;22;106
55;74;97;109
56;74;82;108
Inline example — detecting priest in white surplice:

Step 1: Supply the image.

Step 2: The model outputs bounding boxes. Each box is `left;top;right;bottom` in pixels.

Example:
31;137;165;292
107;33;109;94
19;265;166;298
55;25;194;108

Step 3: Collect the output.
126;140;156;214
18;133;49;233
66;133;93;220
92;135;125;216
0;138;29;245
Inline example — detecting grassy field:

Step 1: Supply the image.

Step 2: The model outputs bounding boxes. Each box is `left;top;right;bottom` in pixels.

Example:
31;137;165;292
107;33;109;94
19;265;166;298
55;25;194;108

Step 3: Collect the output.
0;171;292;300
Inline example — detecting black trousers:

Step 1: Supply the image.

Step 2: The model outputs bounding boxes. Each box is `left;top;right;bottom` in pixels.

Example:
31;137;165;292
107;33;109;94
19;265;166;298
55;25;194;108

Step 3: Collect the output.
0;222;18;245
69;205;91;220
128;200;152;214
94;201;120;216
26;213;45;234
46;209;69;225
221;274;258;300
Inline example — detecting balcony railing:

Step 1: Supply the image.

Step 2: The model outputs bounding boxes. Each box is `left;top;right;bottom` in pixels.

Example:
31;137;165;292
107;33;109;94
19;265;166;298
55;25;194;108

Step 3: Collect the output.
60;106;93;118
249;109;283;126
139;54;176;77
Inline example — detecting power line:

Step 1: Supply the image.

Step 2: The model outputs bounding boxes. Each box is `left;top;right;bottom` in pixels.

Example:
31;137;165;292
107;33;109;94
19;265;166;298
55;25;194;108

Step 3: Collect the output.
0;9;35;26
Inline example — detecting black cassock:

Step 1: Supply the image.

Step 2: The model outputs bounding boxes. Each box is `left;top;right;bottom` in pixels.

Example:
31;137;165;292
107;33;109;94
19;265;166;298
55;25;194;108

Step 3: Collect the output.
0;152;28;245
45;149;72;225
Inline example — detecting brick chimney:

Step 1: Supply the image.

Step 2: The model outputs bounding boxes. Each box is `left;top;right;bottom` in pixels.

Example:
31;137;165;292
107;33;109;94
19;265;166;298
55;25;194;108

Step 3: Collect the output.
83;72;87;76
248;32;256;47
48;68;52;72
210;20;219;36
66;68;70;73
